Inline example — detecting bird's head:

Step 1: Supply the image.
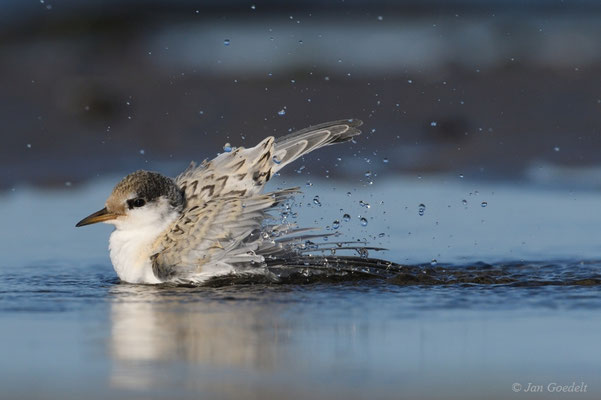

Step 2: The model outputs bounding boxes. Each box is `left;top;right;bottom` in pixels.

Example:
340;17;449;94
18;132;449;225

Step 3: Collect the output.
76;170;185;230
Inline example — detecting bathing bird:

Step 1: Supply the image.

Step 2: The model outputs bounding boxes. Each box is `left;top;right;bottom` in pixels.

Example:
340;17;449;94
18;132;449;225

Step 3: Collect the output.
77;119;390;284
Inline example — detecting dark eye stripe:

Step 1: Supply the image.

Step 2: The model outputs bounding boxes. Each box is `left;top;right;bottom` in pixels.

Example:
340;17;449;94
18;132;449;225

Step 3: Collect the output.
127;198;146;209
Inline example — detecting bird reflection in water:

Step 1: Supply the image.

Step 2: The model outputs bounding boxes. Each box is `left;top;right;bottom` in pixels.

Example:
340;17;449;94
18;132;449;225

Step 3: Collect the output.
107;283;293;391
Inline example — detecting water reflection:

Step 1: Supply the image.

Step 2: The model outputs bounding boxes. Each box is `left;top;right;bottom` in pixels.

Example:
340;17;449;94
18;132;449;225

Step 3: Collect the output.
108;284;294;390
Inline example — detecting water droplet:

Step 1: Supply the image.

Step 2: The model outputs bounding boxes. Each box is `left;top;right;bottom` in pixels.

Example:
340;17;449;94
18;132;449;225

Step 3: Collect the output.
360;217;368;226
359;200;371;209
459;173;464;179
430;259;437;266
224;39;231;46
357;248;369;258
481;201;488;207
26;143;32;149
277;108;286;116
418;203;426;216
378;232;385;238
304;240;318;250
298;40;303;44
332;220;340;229
272;155;282;164
462;199;467;206
383;158;389;163
553;146;560;152
346;191;351;197
223;143;232;152
139;149;145;155
343;213;351;222
199;110;204;115
364;171;372;177
430;121;437;127
250;4;256;10
313;196;321;206
377;15;383;21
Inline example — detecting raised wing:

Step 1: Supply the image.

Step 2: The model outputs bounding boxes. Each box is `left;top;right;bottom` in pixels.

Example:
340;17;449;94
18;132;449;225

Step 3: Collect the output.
156;119;362;282
174;119;362;207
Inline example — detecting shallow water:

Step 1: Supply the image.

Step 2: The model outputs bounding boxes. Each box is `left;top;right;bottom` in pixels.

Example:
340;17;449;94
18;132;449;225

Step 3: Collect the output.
1;174;600;399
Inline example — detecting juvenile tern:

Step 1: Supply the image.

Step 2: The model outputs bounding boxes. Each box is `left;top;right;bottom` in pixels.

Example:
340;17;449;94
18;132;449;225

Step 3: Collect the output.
77;119;388;284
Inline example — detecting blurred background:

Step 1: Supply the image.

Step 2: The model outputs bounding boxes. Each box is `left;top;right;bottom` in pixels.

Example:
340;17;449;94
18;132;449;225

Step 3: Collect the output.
3;0;601;190
3;3;601;400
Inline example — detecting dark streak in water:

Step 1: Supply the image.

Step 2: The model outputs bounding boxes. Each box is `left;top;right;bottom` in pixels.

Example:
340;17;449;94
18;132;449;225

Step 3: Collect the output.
196;260;601;288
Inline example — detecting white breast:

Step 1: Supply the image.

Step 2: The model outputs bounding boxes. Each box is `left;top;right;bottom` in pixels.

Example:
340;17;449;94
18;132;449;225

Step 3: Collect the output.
108;200;180;284
109;228;162;284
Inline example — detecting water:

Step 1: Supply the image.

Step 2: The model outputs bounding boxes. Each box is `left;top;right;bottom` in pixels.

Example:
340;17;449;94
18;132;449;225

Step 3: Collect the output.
1;174;601;399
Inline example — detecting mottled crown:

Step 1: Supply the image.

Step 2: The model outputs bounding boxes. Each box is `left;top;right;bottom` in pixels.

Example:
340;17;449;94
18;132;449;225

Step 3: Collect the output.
106;170;184;213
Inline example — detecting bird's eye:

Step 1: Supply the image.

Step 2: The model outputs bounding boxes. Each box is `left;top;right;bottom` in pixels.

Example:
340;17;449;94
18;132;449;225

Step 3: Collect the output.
128;198;146;208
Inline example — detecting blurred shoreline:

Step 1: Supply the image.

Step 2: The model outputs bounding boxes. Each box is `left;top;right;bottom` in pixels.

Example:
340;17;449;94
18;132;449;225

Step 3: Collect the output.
2;4;601;189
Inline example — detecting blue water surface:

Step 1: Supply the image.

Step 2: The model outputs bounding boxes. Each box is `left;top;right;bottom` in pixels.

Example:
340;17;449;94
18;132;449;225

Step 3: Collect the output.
1;174;600;399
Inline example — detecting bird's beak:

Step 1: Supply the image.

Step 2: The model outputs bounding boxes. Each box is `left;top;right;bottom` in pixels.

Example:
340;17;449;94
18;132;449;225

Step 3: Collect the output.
76;207;119;227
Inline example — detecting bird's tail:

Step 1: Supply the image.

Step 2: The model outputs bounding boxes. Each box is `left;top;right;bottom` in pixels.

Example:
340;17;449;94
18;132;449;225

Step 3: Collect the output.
272;119;362;172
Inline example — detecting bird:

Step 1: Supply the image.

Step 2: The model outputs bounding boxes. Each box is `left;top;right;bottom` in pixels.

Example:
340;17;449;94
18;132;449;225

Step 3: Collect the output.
76;119;393;284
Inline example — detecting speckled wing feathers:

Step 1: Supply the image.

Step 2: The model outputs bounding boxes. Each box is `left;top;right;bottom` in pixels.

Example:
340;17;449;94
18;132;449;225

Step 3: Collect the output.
175;135;276;204
153;119;362;282
151;189;298;281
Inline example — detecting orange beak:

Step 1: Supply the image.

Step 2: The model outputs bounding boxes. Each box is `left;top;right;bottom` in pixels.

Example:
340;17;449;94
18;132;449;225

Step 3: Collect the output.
76;207;119;227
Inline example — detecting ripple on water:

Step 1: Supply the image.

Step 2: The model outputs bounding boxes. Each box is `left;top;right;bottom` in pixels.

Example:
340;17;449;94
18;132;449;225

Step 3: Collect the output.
2;260;601;312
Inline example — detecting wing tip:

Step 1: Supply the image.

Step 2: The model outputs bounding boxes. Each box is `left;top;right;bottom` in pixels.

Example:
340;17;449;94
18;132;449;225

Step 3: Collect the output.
332;118;363;143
